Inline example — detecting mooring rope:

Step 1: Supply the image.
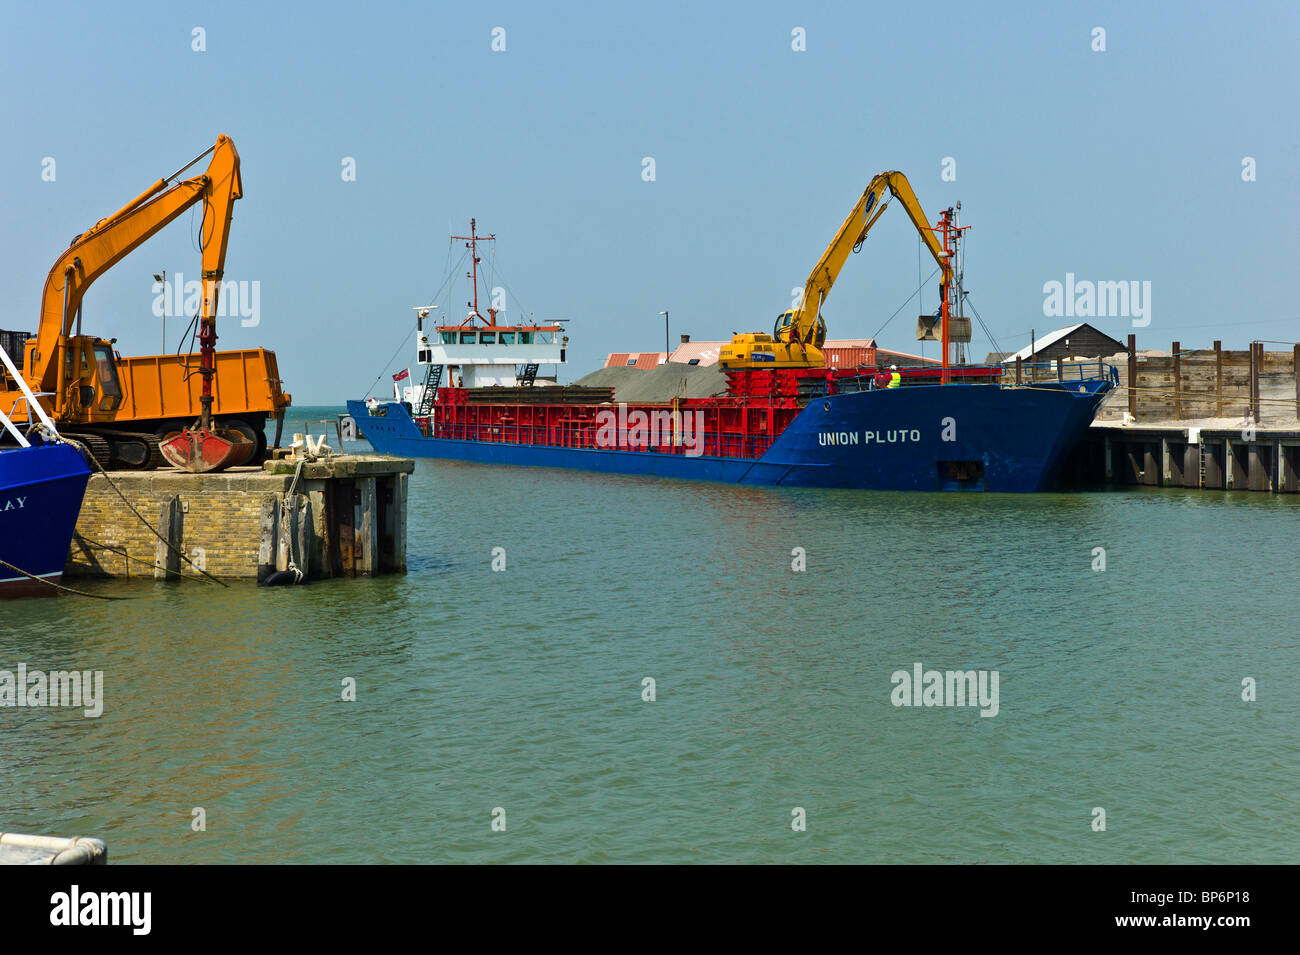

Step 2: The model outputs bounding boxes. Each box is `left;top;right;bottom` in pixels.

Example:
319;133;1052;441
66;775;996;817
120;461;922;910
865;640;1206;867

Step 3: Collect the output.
73;533;217;584
0;557;130;600
275;458;306;584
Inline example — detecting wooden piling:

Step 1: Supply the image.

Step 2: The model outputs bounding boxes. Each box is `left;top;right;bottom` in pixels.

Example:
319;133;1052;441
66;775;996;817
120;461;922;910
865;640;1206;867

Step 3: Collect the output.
1249;342;1260;421
154;495;183;581
1127;334;1137;417
1281;444;1299;493
1213;340;1223;417
1228;439;1248;489
1247;440;1271;492
1183;441;1200;488
1294;344;1300;419
308;488;329;577
1172;341;1181;419
271;494;315;577
1203;440;1224;489
1143;442;1159;486
257;494;278;583
356;476;378;576
335;479;355;576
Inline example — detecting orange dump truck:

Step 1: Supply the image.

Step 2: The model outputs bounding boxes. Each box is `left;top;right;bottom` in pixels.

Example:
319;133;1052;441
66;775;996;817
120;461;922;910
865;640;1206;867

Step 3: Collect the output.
0;333;289;469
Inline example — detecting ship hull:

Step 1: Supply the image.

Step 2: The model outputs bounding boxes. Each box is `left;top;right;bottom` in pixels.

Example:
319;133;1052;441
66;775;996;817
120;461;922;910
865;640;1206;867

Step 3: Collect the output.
0;442;92;596
347;379;1112;493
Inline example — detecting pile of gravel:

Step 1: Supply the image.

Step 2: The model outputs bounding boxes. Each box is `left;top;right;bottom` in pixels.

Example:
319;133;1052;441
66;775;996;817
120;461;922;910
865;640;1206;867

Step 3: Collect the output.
572;362;730;403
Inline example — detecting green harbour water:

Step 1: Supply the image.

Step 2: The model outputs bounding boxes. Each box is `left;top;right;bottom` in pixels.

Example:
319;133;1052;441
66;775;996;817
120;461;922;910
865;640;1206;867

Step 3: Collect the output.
2;406;1298;863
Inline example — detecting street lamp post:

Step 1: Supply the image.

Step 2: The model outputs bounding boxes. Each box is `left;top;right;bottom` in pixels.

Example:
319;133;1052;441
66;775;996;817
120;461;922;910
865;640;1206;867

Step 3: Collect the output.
153;271;166;352
659;310;669;362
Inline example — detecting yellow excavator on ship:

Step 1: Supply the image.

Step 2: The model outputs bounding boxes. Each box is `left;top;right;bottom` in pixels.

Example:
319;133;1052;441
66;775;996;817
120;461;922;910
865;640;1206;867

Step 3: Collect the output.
718;170;969;373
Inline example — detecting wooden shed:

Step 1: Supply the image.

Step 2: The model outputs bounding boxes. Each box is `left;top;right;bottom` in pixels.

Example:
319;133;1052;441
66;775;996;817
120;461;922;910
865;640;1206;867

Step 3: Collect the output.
1001;323;1125;365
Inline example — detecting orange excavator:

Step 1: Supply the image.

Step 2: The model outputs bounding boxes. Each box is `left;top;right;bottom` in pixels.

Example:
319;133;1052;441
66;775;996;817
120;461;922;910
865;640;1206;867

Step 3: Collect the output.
0;134;290;471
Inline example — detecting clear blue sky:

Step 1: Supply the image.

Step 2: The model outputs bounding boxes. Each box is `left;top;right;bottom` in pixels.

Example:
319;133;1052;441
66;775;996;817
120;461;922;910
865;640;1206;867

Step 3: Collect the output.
2;0;1296;402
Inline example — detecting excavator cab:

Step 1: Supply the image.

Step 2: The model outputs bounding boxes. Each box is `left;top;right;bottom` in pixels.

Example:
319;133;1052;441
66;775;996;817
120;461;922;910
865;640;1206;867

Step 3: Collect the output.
774;311;793;340
773;311;826;348
56;336;123;418
88;340;123;413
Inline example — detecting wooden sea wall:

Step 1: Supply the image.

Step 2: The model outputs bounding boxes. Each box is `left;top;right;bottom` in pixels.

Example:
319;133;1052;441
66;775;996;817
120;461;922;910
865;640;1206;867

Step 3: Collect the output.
1009;339;1300;426
1096;341;1298;425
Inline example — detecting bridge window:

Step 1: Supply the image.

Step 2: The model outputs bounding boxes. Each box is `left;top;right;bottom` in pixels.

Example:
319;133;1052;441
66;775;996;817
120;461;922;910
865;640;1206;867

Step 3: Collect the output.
500;332;515;344
480;332;496;344
460;332;477;344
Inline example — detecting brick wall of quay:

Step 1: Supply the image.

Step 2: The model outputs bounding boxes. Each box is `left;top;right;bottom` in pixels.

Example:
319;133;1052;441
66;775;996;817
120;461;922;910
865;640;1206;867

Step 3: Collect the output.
64;455;413;581
66;471;289;580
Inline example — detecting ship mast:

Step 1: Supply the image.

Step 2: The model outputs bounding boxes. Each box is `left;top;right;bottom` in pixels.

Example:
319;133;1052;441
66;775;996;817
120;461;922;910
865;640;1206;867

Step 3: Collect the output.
934;206;970;378
952;201;966;365
451;218;496;327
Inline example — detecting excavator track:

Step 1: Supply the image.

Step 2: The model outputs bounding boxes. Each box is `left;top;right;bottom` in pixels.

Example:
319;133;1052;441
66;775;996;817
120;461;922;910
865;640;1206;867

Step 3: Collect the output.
61;433;113;470
107;431;166;470
64;431;164;470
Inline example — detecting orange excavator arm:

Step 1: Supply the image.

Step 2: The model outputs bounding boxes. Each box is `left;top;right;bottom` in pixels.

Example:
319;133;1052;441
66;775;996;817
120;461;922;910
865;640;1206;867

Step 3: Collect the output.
30;134;242;398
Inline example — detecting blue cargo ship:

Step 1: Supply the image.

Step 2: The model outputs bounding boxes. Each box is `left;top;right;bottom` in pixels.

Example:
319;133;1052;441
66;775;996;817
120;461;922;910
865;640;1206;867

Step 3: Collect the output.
347;366;1115;493
344;215;1116;493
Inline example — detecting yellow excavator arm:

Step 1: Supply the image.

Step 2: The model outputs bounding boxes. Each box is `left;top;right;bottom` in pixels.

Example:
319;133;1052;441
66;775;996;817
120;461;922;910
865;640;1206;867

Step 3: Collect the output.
719;171;951;369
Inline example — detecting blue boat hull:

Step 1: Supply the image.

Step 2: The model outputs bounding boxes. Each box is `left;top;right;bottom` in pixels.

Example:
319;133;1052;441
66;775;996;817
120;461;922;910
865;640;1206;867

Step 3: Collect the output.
0;442;92;594
347;379;1112;493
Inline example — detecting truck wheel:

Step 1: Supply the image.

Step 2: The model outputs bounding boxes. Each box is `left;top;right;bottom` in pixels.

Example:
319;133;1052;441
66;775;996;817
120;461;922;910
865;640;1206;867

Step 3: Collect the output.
220;418;261;467
154;422;185;444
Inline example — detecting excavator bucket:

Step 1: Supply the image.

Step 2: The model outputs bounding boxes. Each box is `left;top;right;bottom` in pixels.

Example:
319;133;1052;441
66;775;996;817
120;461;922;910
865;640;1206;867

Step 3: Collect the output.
159;427;254;473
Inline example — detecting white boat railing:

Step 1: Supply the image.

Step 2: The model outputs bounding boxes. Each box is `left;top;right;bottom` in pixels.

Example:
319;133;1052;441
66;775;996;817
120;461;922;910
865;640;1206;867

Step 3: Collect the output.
0;406;28;447
0;341;60;445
